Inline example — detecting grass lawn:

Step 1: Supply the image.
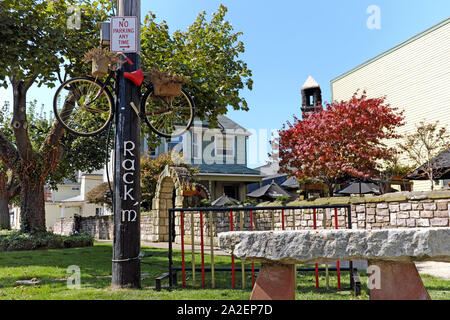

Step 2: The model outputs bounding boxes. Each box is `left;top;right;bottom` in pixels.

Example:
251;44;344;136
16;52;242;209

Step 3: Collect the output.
0;242;448;300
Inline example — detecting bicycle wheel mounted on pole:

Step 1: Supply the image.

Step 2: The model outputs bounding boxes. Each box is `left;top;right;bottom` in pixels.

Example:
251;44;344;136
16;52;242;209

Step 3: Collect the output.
53;77;114;137
141;86;194;138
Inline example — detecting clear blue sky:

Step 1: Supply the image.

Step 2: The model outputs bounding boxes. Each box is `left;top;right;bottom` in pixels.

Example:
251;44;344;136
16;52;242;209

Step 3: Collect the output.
1;0;449;167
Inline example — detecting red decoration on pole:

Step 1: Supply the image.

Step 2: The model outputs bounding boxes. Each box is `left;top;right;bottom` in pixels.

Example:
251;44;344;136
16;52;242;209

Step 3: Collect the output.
281;209;285;230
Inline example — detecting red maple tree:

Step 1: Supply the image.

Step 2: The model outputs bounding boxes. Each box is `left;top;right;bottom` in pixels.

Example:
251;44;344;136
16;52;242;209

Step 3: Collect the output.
278;92;405;195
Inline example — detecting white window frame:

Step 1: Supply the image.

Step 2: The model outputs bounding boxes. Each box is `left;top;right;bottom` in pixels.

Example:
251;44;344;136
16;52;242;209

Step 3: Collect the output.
215;135;235;159
192;131;202;160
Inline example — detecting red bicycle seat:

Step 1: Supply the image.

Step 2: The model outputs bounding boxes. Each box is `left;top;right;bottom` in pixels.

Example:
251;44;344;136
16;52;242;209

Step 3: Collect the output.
124;69;144;86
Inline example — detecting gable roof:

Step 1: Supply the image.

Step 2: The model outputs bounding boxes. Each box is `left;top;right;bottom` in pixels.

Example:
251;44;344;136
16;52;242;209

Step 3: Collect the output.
197;164;261;176
193;115;251;135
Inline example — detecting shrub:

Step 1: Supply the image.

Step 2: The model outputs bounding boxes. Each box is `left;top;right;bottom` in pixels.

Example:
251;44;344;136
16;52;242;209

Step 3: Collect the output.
275;195;291;203
0;231;94;252
199;199;211;207
242;198;258;206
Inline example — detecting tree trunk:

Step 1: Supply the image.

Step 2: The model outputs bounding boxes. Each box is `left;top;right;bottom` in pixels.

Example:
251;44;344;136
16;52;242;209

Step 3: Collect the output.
20;179;45;233
0;171;10;230
327;184;334;197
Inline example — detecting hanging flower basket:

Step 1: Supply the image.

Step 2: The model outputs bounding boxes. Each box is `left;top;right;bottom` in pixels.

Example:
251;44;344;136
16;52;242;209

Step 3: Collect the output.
180;181;197;196
91;56;109;78
182;190;197;196
147;69;187;97
84;47;123;78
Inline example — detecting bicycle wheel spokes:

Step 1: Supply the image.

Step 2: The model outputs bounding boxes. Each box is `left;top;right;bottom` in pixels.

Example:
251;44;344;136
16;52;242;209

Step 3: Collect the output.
54;78;114;137
143;88;194;138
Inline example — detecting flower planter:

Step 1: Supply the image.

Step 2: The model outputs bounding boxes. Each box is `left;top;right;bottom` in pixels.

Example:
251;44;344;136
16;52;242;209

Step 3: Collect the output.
148;70;185;97
182;190;197;196
91;56;109;78
154;82;182;97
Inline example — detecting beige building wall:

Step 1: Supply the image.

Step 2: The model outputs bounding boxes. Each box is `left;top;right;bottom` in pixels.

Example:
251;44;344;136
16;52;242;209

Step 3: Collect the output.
51;185;80;202
331;19;450;191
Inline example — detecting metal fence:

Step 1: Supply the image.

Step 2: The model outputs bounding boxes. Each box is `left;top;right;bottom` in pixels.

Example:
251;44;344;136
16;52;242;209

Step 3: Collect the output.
162;204;359;292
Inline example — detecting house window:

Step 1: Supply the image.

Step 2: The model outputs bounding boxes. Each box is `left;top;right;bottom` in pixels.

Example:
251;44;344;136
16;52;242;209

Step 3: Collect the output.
72;187;80;191
216;136;234;158
149;147;156;158
192;132;201;159
95;207;102;216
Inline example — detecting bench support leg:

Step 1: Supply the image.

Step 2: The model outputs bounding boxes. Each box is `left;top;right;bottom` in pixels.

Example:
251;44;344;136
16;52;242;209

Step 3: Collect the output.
250;263;295;300
369;260;431;300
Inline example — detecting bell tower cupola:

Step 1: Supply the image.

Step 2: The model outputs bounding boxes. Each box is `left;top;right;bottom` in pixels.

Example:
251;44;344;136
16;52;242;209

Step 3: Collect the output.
301;76;322;118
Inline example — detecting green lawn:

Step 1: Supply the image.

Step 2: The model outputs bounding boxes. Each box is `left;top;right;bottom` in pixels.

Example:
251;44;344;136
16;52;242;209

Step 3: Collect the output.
0;242;448;300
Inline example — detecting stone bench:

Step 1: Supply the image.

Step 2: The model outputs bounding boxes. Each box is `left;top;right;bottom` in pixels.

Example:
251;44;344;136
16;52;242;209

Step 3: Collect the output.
218;227;450;300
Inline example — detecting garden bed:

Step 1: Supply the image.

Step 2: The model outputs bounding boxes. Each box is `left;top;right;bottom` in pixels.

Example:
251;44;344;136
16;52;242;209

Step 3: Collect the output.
0;230;93;252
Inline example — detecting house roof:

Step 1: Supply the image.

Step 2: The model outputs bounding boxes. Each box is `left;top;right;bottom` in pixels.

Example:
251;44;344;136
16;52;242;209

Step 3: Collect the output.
406;148;450;180
60;195;84;203
196;164;261;176
194;115;251;135
281;176;299;189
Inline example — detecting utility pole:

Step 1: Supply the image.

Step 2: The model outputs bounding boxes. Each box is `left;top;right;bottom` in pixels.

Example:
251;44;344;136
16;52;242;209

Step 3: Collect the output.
112;0;141;289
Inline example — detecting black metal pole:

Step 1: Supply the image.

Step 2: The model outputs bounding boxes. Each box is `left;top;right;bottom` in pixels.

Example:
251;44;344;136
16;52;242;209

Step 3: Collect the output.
347;205;354;289
112;0;141;289
168;209;173;288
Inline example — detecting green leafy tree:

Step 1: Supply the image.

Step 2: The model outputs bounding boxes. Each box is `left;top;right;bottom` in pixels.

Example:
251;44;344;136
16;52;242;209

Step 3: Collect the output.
0;0;112;233
0;100;110;230
140;5;253;146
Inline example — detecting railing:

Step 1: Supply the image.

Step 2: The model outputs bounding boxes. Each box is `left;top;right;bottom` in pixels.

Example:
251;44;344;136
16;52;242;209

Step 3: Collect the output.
164;204;356;291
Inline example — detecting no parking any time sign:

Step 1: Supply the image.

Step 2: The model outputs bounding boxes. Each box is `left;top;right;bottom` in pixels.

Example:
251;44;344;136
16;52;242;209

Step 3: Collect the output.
110;16;137;53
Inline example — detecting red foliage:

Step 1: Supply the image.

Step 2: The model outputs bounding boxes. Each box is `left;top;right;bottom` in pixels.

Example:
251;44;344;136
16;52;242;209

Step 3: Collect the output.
278;92;405;192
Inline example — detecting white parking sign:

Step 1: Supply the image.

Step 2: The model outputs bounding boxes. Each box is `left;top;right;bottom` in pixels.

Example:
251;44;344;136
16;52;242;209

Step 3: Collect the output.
110;16;137;53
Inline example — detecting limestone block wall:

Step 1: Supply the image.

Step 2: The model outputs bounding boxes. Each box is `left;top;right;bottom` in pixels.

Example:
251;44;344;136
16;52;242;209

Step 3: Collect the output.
54;191;450;244
173;190;450;245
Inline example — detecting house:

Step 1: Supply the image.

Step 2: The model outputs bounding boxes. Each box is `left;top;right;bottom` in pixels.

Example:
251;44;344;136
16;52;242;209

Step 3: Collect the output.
331;18;450;191
11;171;105;231
141;115;263;203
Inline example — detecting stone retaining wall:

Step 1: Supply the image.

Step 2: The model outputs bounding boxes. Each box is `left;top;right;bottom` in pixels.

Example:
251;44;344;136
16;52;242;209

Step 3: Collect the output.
54;212;155;241
54;190;450;243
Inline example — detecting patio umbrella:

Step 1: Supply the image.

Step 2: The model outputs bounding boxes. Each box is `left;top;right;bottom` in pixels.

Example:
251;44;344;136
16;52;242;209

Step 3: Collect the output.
211;194;241;207
337;182;381;195
247;180;291;201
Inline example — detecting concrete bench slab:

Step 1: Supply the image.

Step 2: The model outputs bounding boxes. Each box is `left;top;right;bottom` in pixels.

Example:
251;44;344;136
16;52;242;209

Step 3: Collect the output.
218;228;450;300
